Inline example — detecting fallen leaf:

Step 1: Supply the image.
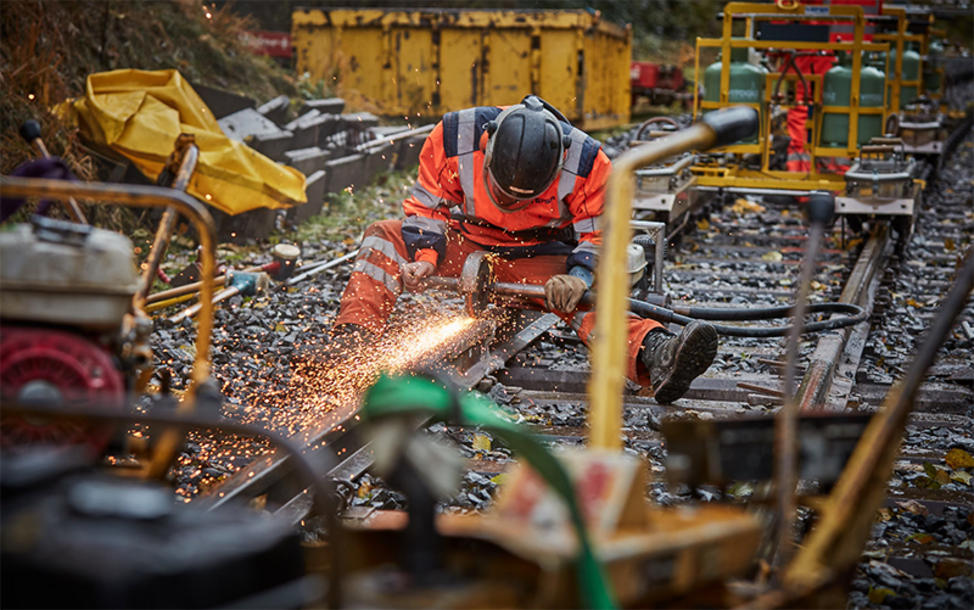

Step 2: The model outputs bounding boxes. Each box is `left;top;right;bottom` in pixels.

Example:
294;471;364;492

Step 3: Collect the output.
934;558;972;580
731;198;767;215
935;469;951;486
472;433;491;452
490;473;509;486
868;586;896;604
944;237;955;251
811;280;825;290
762;251;784;262
877;508;893;522
906;532;935;545
274;322;287;333
950;471;972;486
727;481;754;498
946;447;974;470
896;499;930;516
696;218;711;231
357;480;372;499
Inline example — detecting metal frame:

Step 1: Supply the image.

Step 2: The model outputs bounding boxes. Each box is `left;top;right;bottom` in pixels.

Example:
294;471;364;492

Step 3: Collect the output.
691;2;891;194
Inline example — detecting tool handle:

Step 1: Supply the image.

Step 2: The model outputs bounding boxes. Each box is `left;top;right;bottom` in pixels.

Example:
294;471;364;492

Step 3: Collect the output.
701;106;759;148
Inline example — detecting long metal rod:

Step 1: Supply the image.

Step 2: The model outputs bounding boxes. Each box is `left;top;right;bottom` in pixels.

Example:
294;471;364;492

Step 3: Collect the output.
286;249;359;285
773;221;824;571
134;143;199;308
590;124;721;449
782;250;974;598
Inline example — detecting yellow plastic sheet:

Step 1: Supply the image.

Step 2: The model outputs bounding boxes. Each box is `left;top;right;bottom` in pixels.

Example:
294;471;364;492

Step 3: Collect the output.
70;69;305;215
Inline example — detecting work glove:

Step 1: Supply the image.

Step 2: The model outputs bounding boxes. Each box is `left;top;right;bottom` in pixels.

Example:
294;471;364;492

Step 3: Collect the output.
544;274;589;313
402;261;436;292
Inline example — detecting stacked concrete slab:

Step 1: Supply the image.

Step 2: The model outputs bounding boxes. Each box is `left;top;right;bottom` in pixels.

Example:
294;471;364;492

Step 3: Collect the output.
189;91;432;241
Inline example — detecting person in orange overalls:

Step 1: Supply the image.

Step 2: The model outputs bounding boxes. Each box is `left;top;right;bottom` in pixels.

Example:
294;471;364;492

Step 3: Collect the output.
331;96;717;403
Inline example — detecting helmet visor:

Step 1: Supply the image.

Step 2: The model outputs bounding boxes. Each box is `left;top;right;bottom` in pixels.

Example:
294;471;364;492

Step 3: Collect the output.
484;163;537;212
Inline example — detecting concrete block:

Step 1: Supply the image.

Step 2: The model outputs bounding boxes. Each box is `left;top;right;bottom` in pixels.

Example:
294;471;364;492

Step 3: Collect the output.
340;112;381;130
395;134;429;170
218;108;286;142
209;206;278;244
249;130;295;163
286;170;326;226
362;142;394;179
285;110;337;150
284;147;328;176
189;82;256;119
300;97;345;116
324;153;368;194
257;95;291;127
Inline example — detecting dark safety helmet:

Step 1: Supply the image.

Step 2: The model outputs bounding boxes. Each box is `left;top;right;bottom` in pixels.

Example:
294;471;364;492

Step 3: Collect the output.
482;95;572;212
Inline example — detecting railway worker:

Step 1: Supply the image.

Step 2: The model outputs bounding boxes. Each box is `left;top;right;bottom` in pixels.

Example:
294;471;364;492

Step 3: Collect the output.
330;95;717;403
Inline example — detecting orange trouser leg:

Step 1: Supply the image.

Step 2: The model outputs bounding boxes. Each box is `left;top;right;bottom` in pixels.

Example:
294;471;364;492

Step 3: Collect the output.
336;221;482;333
492;255;664;387
786;105;811;172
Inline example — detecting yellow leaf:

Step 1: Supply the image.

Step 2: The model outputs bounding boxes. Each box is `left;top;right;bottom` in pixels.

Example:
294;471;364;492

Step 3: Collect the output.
868;587;896;605
696;218;711;231
357;480;372;499
762;251;784;262
472;433;492;452
811;280;825;291
274;322;287;333
944;237;955;251
490;473;509;486
946;447;974;470
731;198;767;215
935;469;951;486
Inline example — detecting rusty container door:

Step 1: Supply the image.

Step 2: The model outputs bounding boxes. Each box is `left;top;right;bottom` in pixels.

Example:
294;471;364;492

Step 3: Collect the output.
293;8;631;130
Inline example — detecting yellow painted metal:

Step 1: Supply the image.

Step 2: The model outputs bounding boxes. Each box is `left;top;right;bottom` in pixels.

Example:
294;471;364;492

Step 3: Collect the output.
293;8;631;129
589;125;718;450
872;6;925;112
690;2;894;194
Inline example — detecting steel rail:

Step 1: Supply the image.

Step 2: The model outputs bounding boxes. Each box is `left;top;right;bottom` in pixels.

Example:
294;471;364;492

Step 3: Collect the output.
794;223;891;412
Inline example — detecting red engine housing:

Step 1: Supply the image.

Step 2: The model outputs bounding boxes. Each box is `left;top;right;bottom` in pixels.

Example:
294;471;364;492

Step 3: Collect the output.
0;327;125;452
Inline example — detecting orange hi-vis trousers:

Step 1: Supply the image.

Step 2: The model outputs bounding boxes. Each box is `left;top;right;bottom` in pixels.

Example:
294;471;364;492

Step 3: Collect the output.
335;219;664;386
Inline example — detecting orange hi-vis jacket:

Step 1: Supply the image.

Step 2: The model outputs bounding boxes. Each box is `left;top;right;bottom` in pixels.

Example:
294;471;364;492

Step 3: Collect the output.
401;106;611;274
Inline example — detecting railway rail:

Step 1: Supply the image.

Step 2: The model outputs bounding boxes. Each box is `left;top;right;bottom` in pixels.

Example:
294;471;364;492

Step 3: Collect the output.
176;110;974;608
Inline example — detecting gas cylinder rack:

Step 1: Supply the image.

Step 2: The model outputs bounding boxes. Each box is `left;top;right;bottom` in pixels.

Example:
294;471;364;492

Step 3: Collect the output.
870;5;948;155
690;1;891;198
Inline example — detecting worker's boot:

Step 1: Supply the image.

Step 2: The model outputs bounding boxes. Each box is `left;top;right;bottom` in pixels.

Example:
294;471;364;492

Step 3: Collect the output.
640;321;718;404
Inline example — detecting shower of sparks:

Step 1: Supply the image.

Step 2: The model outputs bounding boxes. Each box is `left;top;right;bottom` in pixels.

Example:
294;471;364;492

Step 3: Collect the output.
178;309;478;497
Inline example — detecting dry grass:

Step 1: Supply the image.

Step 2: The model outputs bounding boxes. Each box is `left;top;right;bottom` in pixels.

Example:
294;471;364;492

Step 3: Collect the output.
1;0;298;227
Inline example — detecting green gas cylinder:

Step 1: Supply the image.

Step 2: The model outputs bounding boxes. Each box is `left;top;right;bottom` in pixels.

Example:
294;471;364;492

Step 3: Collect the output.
821;52;886;147
889;44;921;109
923;39;943;95
703;44;765;144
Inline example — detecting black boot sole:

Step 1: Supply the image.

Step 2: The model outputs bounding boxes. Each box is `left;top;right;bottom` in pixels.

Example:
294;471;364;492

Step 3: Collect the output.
653;322;718;404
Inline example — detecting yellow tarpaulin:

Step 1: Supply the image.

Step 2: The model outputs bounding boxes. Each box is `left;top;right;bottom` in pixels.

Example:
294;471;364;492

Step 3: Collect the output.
69;69;305;215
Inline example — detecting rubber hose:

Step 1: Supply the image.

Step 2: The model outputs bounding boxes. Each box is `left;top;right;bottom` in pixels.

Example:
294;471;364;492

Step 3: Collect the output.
627;298;867;337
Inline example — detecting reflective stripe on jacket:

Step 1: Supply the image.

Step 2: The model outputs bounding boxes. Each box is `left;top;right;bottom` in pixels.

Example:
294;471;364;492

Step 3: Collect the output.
401;106;610;273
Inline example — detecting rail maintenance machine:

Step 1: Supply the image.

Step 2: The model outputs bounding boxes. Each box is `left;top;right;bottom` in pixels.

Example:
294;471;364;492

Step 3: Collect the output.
635;0;949;247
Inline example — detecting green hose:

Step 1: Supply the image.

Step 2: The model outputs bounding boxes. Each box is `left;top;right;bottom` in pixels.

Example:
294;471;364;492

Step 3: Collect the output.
360;372;618;610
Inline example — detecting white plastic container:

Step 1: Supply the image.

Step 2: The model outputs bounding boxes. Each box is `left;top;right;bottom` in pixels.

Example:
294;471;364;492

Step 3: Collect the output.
0;222;142;330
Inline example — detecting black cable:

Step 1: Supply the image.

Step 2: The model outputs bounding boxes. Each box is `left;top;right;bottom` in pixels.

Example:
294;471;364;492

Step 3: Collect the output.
626;298;867;337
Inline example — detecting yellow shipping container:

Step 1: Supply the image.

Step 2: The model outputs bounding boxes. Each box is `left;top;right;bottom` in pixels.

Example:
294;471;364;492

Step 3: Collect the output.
293;8;631;130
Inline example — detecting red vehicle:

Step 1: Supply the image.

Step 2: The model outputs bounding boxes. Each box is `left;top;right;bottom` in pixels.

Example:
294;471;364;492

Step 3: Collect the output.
630;61;690;108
